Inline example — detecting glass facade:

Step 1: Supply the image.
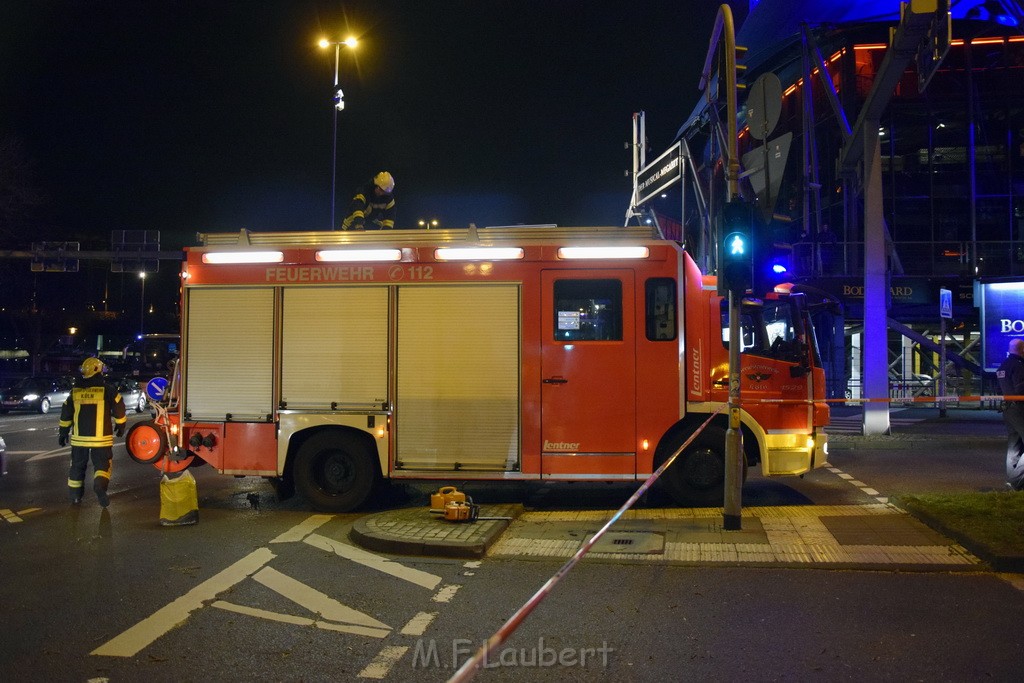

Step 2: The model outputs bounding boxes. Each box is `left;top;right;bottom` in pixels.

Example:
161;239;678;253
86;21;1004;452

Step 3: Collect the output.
748;34;1024;279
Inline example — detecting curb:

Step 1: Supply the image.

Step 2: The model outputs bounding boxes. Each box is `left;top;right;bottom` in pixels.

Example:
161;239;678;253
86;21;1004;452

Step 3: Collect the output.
900;505;1024;573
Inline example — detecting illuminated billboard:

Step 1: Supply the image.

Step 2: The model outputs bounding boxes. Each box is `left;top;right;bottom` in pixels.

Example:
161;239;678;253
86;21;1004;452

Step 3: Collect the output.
981;281;1024;372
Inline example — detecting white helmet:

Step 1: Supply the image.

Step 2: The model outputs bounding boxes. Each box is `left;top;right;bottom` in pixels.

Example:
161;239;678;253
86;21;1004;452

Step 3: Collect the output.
373;171;395;193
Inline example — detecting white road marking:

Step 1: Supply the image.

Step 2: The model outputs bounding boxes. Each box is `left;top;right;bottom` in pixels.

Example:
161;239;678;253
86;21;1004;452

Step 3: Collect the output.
1;509;24;523
358;645;409;679
252;566;390;629
463;561;482;569
211;601;390;638
400;611;437;636
91;547;275;657
304;532;442;590
998;573;1024;592
269;514;333;543
828;465;889;503
26;447;71;462
431;584;460;603
1;508;41;522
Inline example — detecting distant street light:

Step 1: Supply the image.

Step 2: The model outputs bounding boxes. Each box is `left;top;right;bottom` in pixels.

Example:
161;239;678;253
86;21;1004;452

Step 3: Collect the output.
417;219;440;230
138;272;146;337
318;36;358;229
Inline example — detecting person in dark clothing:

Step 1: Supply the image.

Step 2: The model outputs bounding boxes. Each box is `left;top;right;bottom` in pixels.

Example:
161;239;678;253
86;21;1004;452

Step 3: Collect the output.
997;338;1024;490
59;357;127;507
341;171;396;230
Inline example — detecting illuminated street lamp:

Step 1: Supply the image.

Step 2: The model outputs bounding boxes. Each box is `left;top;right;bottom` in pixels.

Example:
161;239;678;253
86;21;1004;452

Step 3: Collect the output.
318;35;358;229
138;272;146;337
417;219;440;230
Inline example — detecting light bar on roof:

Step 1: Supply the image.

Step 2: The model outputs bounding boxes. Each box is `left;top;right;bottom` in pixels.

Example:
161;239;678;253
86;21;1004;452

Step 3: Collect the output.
557;246;649;260
316;248;402;262
434;247;524;261
202;251;284;264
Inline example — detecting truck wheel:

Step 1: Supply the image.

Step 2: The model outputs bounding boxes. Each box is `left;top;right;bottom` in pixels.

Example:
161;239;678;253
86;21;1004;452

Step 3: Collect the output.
657;425;742;506
294;432;377;512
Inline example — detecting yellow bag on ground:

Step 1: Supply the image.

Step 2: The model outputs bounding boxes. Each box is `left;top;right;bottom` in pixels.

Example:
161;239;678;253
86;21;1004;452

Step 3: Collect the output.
159;469;198;526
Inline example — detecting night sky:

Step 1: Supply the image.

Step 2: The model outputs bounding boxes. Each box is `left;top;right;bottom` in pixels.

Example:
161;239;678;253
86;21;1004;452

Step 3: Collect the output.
2;1;725;243
0;1;729;338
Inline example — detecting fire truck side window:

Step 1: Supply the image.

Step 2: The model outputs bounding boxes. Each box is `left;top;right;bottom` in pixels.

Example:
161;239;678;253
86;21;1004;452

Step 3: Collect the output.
553;279;622;341
645;278;676;341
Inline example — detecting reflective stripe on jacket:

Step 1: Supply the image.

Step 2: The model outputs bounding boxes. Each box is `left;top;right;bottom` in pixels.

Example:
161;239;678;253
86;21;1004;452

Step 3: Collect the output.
59;377;127;448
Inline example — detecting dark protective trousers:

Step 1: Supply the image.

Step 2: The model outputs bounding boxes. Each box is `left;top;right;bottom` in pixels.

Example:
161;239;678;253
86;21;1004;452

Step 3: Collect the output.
1004;403;1024;490
68;446;112;502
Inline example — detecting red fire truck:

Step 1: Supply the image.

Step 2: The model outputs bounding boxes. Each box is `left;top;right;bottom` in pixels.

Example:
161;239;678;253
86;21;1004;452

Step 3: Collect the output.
126;226;830;511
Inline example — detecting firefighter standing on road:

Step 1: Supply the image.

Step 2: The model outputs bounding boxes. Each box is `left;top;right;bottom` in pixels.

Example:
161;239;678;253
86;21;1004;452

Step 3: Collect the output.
341;171;396;230
59;357;127;507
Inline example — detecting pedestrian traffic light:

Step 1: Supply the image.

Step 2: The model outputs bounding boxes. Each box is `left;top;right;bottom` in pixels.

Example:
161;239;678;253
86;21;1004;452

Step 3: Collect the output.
717;200;753;295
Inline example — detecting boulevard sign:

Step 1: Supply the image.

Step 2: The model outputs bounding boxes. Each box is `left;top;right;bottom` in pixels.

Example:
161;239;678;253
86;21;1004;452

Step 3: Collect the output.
980;280;1024;372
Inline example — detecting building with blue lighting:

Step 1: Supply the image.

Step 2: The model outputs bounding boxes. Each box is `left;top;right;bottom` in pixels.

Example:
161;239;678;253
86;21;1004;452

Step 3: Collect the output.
655;0;1024;400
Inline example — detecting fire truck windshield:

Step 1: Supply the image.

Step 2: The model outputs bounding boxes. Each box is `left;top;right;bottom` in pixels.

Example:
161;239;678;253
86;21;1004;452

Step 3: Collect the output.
720;299;808;364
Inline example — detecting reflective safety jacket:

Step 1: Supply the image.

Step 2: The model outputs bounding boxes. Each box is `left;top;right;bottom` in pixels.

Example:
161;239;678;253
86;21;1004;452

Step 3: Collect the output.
59;376;127;448
341;182;396;230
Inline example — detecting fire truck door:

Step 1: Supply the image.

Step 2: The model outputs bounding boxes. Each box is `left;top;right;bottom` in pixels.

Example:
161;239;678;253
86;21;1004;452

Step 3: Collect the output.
541;271;636;468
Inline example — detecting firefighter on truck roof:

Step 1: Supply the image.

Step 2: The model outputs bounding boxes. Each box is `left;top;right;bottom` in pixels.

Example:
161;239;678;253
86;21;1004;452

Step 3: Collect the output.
59;357;127;508
341;171;396;230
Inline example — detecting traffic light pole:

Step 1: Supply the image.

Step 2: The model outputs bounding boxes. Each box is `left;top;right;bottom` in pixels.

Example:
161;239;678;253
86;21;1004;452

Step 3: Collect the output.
724;290;743;530
701;3;745;530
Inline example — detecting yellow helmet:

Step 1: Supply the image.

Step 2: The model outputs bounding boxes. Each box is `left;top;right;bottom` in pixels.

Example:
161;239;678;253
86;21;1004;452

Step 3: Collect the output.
373;171;395;193
80;357;107;379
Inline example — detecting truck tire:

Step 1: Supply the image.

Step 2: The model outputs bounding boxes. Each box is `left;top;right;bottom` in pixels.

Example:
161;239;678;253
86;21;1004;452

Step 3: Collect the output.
294;432;377;512
657;425;743;506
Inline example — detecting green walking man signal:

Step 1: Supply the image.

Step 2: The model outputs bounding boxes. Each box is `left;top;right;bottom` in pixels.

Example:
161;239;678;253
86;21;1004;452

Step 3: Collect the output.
717;200;753;296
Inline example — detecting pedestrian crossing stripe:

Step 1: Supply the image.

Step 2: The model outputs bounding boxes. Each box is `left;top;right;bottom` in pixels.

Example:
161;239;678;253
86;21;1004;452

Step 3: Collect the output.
827;416;924;433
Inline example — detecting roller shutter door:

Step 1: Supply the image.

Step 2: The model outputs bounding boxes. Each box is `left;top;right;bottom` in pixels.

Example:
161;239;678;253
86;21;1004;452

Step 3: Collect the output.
396;284;520;471
281;287;389;408
185;287;274;421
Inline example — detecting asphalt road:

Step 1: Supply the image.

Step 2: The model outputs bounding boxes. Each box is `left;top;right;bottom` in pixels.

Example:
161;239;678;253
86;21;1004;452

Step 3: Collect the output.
1;406;1021;682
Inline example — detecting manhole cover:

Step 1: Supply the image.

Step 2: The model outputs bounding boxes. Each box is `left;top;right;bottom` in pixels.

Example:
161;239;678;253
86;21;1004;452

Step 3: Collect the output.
585;531;664;555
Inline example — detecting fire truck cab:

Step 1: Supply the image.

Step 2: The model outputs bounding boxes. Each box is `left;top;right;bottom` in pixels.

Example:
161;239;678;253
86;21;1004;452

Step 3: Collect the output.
127;226;829;511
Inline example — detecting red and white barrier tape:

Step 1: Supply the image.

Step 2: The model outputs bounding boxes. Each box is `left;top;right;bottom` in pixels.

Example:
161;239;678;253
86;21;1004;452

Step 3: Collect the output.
447;406;726;683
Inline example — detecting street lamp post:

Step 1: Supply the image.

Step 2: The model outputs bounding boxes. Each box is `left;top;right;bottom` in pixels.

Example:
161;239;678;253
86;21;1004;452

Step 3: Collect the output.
138;272;146;337
318;36;358;229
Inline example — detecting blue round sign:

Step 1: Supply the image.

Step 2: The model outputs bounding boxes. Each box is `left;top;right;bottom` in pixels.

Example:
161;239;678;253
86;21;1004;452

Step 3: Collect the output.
146;377;170;402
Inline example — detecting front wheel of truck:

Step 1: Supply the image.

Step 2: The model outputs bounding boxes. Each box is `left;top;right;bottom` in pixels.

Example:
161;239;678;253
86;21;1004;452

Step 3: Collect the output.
293;431;377;512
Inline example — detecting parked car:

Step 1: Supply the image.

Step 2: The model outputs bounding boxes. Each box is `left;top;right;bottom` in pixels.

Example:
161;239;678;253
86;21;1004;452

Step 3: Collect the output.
0;376;73;414
114;378;149;414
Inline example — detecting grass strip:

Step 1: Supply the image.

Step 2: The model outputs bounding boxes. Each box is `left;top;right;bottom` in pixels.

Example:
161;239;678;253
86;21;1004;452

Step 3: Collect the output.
899;492;1024;568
